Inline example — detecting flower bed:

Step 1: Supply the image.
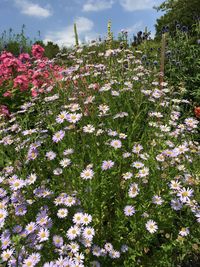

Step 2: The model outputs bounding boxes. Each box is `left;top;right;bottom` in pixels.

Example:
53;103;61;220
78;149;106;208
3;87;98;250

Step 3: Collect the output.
0;45;199;267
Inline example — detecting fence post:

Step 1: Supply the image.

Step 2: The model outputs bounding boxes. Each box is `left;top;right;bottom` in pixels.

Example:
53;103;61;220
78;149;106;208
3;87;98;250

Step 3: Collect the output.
160;33;166;90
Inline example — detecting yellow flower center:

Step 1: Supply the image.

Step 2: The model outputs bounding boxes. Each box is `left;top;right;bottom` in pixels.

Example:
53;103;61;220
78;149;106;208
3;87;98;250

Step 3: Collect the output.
41;232;46;238
182;192;189;197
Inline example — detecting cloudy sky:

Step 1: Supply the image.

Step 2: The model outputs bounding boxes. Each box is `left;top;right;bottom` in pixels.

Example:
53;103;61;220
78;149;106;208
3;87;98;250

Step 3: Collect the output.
0;0;164;47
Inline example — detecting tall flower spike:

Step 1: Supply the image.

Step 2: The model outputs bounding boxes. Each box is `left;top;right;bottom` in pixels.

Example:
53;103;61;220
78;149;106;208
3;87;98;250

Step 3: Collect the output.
74;23;79;48
107;20;113;50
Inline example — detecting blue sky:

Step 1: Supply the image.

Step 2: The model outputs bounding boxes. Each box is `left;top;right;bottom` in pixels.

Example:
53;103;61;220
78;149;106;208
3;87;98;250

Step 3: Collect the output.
0;0;164;47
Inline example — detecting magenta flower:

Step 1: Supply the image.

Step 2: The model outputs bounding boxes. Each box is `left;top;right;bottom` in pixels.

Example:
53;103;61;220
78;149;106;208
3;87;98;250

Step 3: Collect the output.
32;44;45;59
14;75;29;91
18;53;31;62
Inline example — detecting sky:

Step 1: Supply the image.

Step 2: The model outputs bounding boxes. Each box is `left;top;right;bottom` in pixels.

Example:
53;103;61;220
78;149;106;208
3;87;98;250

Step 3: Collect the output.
0;0;164;47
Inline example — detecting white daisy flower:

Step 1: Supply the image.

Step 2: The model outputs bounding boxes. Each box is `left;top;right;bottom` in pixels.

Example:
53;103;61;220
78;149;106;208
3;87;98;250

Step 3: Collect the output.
104;243;113;252
59;158;71;168
46;151;56;160
81;213;92;225
109;250;120;258
0;209;8;223
56;111;68;124
73;212;83;225
57;208;68;218
64;196;76;207
25;222;37;234
152;195;163;205
9;179;25;191
52;130;65;143
27;173;37;185
69;242;80;253
156;154;165;162
169;180;182;190
68;103;81;112
53;168;63;176
101;160;115;170
63;148;74;155
74;252;85;263
177;187;193;203
132;144;143;154
83;124;95;133
82;227;95;241
171;199;183;211
128;183;139;198
138;167;149;178
66;113;82;123
110;139;122;149
145;220;158;234
37;228;50;242
124;205;135;216
1;249;14;262
122;172;133;180
98;104;109;114
122;152;131;158
132;161;144;169
179;227;190;236
67;226;81;240
80;168;94;180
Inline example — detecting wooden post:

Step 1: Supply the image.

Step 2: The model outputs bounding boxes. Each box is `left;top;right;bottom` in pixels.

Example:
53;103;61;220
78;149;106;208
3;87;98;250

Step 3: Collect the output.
144;26;148;52
160;33;166;90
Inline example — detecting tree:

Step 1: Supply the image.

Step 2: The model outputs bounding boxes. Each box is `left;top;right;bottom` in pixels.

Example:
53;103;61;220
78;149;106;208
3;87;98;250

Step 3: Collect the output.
154;0;200;38
5;41;20;56
44;41;60;59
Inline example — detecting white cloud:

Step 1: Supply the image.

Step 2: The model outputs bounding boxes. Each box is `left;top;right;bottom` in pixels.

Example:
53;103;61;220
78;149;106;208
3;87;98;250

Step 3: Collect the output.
119;0;156;11
15;0;52;18
124;21;155;39
83;0;114;12
125;21;144;34
44;17;97;47
84;32;100;43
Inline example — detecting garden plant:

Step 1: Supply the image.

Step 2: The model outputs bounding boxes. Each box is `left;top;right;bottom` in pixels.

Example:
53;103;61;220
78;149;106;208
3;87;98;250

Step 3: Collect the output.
0;12;200;267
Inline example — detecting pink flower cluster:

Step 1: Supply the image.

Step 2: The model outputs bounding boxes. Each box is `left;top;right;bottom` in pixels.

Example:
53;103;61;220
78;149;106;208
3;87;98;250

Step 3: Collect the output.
0;45;63;116
14;74;29;91
31;44;45;59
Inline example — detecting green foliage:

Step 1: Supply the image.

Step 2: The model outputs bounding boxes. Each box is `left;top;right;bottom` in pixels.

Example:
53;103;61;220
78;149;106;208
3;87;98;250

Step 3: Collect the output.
0;27;60;58
1;10;200;267
6;41;20;55
0;25;35;55
164;23;200;104
155;0;200;38
44;41;60;59
0;34;200;265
